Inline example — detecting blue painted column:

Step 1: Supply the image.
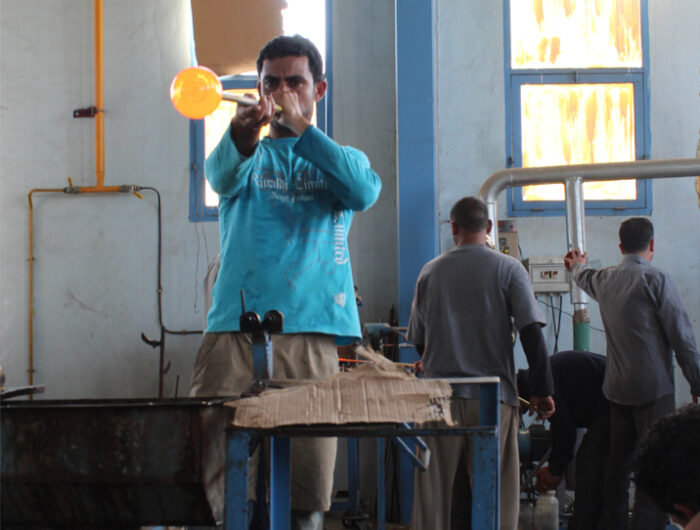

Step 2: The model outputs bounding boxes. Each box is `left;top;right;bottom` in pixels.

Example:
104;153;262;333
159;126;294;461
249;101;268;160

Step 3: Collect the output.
396;0;438;524
225;431;250;529
473;383;501;529
270;436;291;530
396;0;438;327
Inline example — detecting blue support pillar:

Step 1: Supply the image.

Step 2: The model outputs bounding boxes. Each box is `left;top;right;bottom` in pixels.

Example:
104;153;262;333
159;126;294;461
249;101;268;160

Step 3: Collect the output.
270;437;291;530
377;439;386;530
347;437;361;512
396;0;437;523
473;383;501;529
396;0;438;326
225;431;250;530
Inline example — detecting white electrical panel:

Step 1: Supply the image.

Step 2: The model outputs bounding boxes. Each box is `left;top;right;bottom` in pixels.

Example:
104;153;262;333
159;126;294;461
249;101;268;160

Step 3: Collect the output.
523;256;570;293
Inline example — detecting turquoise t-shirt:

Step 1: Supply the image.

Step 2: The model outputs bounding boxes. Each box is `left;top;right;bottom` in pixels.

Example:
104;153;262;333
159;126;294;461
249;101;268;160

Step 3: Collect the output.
204;125;381;342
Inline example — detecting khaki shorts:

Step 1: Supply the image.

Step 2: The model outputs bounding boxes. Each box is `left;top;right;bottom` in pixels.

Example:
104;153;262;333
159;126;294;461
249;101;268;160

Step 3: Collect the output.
189;331;339;513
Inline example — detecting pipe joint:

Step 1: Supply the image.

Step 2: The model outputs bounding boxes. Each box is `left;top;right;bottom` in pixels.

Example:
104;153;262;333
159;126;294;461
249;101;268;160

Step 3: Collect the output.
120;185;143;193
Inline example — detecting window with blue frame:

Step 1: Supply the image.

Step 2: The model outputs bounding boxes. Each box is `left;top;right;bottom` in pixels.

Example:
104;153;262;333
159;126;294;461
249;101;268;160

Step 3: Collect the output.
504;0;651;217
189;0;330;222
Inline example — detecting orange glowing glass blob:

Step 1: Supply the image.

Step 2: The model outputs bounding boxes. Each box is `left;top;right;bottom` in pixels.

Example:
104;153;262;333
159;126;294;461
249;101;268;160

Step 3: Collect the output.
170;66;223;120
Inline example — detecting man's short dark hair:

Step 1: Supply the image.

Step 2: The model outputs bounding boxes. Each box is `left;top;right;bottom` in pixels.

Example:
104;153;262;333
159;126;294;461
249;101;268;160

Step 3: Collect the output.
450;197;489;233
619;217;654;253
256;34;324;83
632;404;700;516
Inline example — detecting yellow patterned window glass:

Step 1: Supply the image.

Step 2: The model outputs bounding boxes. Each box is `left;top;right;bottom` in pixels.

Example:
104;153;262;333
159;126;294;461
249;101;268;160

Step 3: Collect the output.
521;83;637;201
510;0;642;69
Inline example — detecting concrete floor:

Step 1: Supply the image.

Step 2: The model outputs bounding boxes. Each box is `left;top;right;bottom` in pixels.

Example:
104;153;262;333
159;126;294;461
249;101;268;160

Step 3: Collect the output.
325;511;409;529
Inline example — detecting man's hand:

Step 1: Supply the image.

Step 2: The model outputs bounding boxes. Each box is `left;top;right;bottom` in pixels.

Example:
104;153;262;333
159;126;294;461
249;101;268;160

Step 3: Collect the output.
230;93;277;156
413;359;423;375
529;396;555;419
535;466;562;494
233;93;276;131
564;248;588;270
271;91;311;136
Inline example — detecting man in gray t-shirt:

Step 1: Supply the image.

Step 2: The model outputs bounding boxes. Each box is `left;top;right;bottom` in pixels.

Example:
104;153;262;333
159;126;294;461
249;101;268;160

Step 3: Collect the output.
408;196;554;530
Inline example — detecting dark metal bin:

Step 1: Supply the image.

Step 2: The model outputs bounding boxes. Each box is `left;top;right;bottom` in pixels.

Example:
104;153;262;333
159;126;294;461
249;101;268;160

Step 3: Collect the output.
1;398;233;528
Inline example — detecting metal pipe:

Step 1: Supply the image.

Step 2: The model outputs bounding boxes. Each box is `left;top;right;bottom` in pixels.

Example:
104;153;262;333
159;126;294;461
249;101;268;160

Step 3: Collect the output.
479;157;700;350
564;177;587;307
479;158;700;247
28;189;63;389
94;0;105;187
564;177;591;350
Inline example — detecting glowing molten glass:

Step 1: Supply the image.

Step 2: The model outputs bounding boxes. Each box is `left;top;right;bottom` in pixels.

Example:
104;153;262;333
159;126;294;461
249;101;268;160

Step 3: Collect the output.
170;66;223;120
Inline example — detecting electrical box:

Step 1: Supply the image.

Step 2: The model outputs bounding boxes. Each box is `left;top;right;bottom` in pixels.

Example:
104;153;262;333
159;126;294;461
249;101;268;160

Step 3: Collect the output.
523;256;570;293
499;233;520;260
498;220;520;260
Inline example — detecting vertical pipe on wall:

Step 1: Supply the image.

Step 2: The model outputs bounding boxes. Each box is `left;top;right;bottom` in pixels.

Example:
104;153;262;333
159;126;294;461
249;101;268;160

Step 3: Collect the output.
94;0;105;187
564;177;590;351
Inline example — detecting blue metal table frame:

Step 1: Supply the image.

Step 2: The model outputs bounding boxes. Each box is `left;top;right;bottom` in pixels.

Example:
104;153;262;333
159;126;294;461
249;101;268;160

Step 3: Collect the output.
223;379;501;529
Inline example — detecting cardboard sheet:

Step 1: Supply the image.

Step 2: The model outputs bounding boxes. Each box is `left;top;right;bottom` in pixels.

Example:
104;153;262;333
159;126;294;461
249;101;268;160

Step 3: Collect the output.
229;347;453;428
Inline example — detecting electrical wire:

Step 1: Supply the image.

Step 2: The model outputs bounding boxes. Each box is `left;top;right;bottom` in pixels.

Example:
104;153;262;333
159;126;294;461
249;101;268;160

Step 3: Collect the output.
536;296;606;334
549;294;564;352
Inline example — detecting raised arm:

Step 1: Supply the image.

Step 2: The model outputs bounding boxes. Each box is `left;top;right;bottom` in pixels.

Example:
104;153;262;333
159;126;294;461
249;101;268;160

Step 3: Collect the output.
294;126;381;211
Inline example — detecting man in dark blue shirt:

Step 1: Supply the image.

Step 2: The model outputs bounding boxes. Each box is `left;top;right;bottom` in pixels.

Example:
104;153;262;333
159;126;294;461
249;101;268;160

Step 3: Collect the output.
518;350;609;530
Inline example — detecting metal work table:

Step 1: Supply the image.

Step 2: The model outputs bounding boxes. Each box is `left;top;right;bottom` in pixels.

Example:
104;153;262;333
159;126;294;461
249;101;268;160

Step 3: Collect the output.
223;378;501;530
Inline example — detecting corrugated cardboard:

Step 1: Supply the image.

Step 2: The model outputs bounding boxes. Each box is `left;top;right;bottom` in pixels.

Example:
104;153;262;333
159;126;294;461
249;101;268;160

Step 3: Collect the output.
229;347;454;428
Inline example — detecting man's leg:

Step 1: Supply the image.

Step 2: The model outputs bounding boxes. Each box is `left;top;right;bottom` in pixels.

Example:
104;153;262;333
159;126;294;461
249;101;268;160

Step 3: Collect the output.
604;403;637;530
455;401;518;530
568;413;610;530
412;399;472;530
629;395;675;530
189;333;254;525
273;334;339;527
498;405;520;530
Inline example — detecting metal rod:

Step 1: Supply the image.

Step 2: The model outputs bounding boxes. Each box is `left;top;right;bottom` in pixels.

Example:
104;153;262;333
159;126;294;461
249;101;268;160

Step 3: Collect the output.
564;176;588;308
222;92;283;113
94;0;105;187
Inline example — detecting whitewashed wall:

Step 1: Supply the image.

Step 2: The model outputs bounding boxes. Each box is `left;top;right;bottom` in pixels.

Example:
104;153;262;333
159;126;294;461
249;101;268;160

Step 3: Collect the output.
0;0;214;398
333;1;398;327
436;0;700;404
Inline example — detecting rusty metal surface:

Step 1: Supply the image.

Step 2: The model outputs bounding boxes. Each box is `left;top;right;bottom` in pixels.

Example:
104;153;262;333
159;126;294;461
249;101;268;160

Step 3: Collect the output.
1;398;233;527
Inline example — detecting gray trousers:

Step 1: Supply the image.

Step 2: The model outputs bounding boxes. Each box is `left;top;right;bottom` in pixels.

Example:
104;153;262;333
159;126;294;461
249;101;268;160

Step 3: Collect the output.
603;394;675;530
411;399;520;530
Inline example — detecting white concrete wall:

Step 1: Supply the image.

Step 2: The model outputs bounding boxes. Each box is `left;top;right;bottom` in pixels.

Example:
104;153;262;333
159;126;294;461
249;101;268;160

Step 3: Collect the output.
333;0;398;327
436;0;700;404
0;0;215;398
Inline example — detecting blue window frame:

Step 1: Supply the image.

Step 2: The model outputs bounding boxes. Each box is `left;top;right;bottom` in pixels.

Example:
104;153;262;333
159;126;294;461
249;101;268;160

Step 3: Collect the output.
503;0;651;217
189;3;332;222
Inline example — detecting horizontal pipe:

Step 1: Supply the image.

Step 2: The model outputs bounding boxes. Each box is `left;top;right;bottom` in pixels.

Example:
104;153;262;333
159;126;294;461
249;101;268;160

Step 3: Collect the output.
479;158;700;247
67;186;124;194
480;158;700;204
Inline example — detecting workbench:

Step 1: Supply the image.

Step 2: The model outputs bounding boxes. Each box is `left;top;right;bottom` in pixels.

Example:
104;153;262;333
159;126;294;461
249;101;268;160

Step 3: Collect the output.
223;378;501;529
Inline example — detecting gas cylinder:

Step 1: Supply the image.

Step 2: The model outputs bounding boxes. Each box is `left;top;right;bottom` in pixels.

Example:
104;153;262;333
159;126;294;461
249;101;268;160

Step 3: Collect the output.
535;490;559;530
